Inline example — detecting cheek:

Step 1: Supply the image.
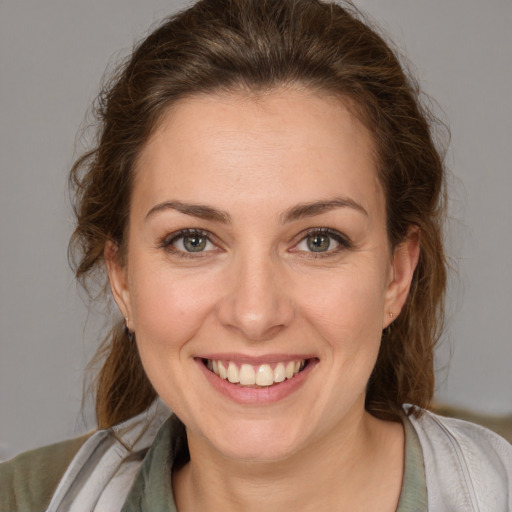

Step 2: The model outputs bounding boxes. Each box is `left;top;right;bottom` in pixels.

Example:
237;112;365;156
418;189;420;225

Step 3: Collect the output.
127;261;222;409
288;265;389;424
128;260;219;353
297;264;388;356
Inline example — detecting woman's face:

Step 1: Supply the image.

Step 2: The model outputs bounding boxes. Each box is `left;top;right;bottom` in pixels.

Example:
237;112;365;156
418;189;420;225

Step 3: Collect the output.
108;88;417;462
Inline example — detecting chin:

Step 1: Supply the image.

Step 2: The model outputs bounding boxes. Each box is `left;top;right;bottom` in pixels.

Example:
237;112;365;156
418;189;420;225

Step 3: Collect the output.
197;416;310;463
218;430;304;463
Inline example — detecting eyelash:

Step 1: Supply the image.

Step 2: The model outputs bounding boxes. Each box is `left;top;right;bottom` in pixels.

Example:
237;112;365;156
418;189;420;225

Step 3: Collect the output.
158;227;352;258
159;228;217;259
292;228;352;258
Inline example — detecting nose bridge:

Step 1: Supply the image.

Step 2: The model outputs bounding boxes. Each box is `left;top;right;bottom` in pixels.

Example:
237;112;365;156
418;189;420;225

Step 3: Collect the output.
217;245;294;341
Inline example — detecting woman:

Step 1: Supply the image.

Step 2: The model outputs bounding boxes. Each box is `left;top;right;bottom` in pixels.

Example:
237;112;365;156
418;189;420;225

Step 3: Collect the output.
1;0;511;510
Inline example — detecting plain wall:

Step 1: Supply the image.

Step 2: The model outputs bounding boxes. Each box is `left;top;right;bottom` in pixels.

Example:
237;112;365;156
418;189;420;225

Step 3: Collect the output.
1;0;511;459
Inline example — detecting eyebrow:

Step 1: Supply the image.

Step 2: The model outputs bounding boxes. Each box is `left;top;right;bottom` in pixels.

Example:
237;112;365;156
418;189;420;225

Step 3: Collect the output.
145;200;232;223
280;197;368;223
145;196;367;224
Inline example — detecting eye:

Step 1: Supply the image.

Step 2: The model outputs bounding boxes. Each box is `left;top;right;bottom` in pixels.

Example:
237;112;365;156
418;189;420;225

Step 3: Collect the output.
294;229;349;254
163;229;217;255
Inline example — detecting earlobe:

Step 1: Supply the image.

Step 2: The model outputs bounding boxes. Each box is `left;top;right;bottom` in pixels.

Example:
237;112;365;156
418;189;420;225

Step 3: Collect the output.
383;227;420;328
105;240;133;326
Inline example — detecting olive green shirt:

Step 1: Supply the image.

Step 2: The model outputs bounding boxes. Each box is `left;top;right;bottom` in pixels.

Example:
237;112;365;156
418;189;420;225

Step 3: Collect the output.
0;433;92;512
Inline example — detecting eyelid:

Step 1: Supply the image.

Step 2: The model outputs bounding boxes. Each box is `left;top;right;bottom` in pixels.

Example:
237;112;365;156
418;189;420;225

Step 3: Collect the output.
159;228;221;256
290;227;352;254
158;227;351;258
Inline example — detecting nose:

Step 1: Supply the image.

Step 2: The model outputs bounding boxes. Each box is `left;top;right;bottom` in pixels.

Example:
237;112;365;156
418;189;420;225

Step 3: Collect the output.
216;251;295;341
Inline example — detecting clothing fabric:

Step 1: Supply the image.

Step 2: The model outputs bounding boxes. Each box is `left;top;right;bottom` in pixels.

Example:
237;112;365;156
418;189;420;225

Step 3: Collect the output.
0;433;92;512
406;405;512;511
398;414;428;510
1;400;511;511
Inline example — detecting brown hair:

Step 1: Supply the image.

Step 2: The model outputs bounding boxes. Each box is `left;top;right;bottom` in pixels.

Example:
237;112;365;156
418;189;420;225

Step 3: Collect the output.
70;0;447;428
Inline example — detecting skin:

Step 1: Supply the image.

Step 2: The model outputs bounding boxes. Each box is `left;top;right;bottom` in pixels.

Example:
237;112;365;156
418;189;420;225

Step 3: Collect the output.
107;87;420;511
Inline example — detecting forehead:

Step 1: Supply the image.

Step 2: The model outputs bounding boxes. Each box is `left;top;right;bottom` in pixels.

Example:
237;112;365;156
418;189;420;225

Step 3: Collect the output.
133;87;383;219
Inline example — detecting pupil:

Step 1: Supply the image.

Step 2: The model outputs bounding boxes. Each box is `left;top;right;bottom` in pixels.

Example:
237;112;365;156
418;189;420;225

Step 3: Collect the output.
184;235;206;252
307;234;330;252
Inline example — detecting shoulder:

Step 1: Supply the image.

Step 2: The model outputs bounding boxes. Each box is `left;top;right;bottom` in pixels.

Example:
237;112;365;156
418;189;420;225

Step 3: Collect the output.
408;406;512;465
0;433;92;512
0;401;171;512
405;405;512;512
42;399;171;512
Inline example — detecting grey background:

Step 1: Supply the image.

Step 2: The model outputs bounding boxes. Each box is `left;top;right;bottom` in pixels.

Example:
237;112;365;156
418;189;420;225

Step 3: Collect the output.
1;0;511;459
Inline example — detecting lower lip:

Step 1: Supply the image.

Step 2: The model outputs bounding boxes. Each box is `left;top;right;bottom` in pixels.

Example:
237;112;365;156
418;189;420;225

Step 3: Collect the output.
196;358;318;405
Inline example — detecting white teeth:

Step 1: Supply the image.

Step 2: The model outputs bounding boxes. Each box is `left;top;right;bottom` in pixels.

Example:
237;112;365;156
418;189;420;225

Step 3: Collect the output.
218;361;228;380
207;358;307;387
239;364;256;385
273;362;286;383
256;364;274;386
227;362;240;383
285;361;295;379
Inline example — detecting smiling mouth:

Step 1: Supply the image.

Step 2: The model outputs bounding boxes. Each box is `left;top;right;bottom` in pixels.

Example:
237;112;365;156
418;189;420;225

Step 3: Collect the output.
202;358;312;387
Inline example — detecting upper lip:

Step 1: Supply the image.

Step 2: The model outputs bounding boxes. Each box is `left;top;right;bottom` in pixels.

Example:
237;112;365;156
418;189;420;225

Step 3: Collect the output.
197;353;316;365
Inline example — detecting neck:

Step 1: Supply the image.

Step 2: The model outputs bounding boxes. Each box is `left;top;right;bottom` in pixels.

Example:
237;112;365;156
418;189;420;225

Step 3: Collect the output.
173;411;404;512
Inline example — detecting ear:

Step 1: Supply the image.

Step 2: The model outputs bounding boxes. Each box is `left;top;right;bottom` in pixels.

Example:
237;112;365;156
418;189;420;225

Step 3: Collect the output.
105;240;133;330
383;226;420;329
